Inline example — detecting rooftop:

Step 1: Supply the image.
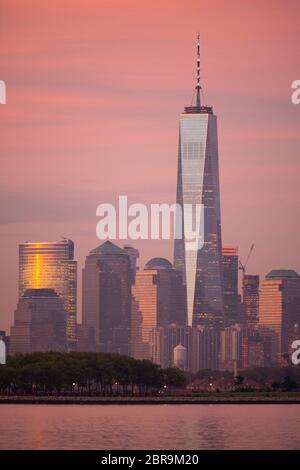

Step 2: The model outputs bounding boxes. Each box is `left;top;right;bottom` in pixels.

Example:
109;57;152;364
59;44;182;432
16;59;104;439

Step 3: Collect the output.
145;257;173;270
174;344;186;351
266;269;299;279
22;288;59;298
184;105;213;114
90;240;126;256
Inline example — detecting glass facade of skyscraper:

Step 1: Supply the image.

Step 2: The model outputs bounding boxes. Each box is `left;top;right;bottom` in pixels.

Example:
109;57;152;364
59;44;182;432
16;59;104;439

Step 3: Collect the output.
82;241;133;355
222;247;239;324
18;239;77;348
259;269;300;366
174;106;224;327
242;274;260;328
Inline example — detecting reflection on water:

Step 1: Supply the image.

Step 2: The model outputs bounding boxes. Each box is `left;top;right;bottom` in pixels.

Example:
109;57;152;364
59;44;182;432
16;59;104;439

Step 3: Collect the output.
0;404;300;450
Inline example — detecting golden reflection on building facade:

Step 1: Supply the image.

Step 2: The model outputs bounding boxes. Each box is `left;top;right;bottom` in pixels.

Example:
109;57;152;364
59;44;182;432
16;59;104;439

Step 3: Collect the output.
18;239;77;348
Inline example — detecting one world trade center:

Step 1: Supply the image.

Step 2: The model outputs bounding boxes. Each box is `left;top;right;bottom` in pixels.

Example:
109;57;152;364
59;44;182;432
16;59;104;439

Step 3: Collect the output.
174;35;224;327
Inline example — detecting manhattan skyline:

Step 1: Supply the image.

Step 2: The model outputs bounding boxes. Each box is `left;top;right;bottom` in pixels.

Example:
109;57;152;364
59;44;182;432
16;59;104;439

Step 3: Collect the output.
1;0;300;333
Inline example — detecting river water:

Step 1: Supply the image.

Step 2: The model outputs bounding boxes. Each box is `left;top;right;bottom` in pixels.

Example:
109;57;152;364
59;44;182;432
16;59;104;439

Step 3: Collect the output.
0;404;299;449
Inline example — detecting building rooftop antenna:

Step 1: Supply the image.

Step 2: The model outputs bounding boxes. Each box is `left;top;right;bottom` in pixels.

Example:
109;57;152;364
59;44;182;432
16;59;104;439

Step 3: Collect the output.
196;32;201;107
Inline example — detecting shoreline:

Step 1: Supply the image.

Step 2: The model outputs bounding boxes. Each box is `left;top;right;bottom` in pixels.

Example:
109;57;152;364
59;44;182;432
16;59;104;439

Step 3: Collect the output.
1;395;300;405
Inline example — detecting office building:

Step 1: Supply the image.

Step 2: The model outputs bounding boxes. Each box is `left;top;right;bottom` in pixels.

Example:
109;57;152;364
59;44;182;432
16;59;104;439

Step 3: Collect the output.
131;258;186;360
150;324;193;370
222;247;239;324
82;241;133;355
219;323;243;371
10;288;67;354
259;270;300;366
150;324;220;373
123;245;139;282
242;274;259;329
19;239;77;349
241;331;265;369
174;36;224;327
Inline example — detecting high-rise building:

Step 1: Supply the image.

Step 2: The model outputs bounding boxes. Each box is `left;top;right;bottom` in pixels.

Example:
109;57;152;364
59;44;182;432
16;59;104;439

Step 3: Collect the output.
286;322;300;362
259;270;300;366
222;247;239;324
131;258;186;360
82;241;133;355
123;245;140;282
191;325;220;371
242;274;260;328
219;323;243;371
10;288;67;354
150;324;220;373
241;331;265;369
19;239;77;349
150;324;193;370
174;36;223;327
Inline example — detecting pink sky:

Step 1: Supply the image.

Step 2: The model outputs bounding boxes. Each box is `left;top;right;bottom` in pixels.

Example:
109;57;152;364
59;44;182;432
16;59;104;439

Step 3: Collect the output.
0;0;300;332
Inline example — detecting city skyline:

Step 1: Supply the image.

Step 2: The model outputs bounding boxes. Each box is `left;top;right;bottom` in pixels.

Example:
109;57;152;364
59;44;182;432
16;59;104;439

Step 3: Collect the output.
1;0;300;333
8;231;299;369
1;1;300;456
4;27;299;371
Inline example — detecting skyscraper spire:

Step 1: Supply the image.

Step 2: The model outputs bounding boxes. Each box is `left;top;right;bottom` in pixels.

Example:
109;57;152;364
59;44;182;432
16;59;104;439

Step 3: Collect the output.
175;36;223;327
185;35;212;114
196;33;201;107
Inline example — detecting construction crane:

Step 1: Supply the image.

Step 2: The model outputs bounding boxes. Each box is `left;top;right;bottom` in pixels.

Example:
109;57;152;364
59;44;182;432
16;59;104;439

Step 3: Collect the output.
239;244;257;325
239;243;255;274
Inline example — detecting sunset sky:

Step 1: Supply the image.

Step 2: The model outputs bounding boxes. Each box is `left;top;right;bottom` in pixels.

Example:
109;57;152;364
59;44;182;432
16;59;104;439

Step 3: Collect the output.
0;0;299;331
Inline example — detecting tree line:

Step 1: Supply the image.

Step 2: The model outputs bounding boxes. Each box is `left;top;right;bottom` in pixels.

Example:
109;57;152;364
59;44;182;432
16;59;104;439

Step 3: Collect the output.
191;366;300;391
0;352;186;396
